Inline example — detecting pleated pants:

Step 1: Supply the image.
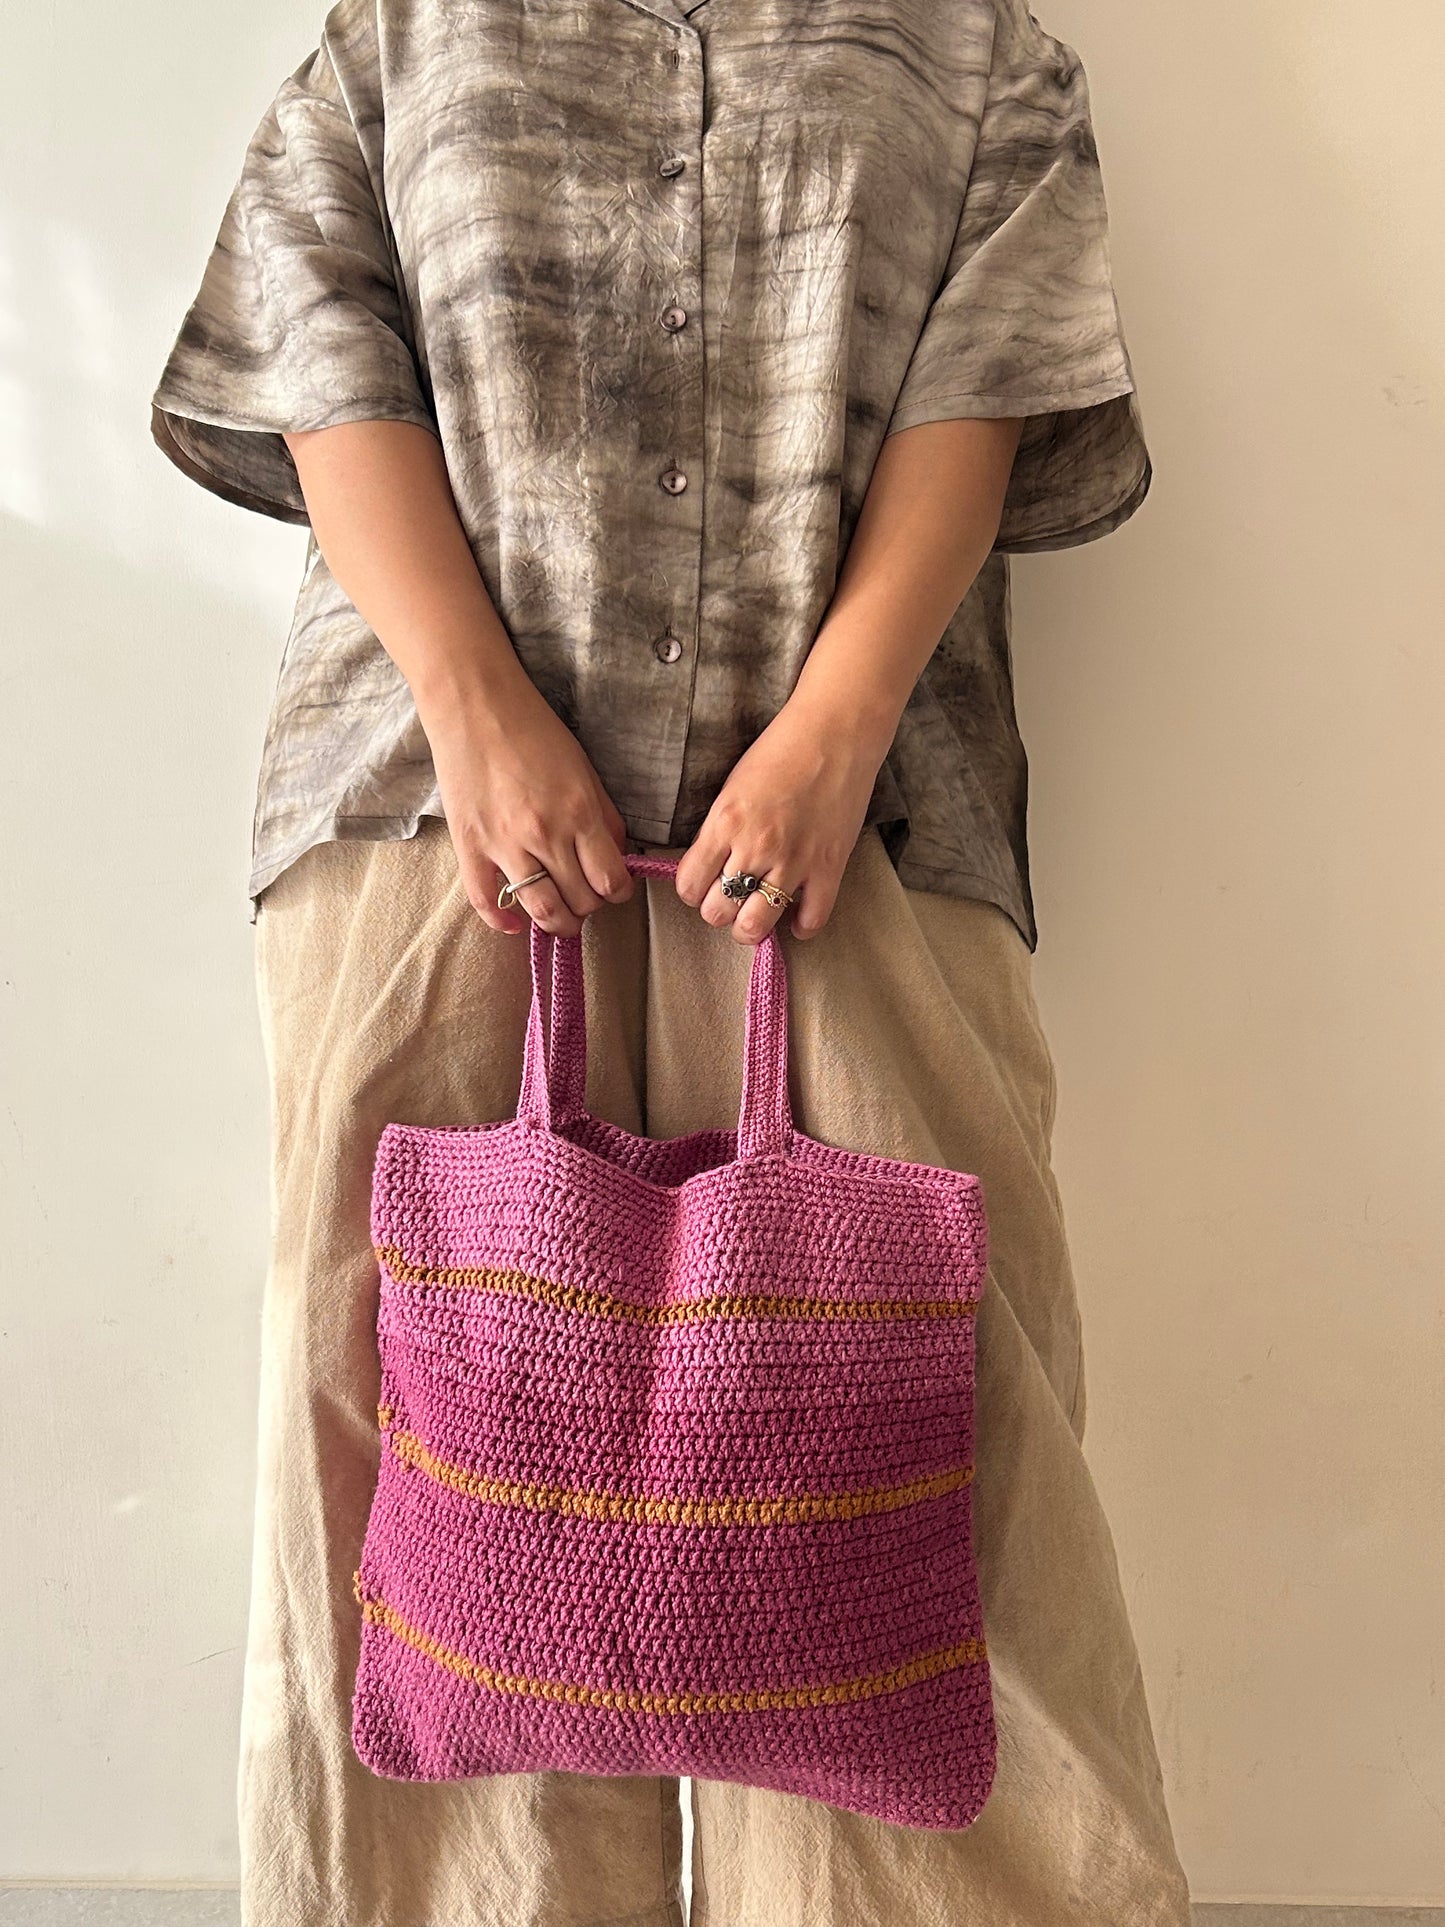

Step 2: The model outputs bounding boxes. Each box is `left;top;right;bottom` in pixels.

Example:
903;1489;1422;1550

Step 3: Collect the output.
241;816;1192;1926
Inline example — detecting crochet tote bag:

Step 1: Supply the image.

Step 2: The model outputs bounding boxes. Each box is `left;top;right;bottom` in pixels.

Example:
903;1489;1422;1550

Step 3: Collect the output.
350;850;997;1830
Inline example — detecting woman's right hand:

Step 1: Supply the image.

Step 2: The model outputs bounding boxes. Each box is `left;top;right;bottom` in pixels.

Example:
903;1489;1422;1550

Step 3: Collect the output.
421;674;636;938
279;419;637;939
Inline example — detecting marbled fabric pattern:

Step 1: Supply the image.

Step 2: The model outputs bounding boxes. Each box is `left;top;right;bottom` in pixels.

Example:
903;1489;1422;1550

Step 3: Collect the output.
150;0;1152;948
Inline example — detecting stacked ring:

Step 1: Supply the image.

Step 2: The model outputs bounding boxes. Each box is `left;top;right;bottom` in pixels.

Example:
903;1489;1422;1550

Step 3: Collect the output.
720;869;795;909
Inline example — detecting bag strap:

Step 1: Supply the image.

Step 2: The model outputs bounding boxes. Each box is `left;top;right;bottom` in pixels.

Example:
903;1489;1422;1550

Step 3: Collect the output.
516;850;794;1160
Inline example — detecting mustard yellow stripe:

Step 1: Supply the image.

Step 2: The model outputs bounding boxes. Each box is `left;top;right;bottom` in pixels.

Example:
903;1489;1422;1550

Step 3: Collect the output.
374;1245;978;1325
384;1422;973;1526
352;1573;987;1715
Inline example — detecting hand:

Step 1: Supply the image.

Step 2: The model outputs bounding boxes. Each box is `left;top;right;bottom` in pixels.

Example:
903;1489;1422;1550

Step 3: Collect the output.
674;691;895;944
421;676;635;937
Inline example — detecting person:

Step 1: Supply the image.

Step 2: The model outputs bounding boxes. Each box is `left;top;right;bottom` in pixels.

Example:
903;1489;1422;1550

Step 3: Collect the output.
149;0;1191;1921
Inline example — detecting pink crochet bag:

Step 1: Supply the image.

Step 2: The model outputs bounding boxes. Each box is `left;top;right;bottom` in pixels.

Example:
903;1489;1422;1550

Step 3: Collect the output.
350;850;997;1829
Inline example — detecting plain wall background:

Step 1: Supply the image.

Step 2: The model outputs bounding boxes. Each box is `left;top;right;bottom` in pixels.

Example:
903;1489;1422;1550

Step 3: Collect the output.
3;0;1442;1907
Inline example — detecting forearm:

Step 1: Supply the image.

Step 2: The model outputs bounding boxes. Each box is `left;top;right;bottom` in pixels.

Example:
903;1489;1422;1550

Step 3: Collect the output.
281;418;536;736
789;414;1026;754
281;415;635;934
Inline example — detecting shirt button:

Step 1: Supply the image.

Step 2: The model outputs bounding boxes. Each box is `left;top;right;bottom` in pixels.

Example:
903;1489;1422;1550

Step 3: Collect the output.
653;633;684;663
658;153;687;178
659;466;688;494
661;305;688;331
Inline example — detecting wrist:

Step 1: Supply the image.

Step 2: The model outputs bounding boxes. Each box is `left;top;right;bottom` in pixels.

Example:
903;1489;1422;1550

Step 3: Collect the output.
412;651;538;746
785;662;904;766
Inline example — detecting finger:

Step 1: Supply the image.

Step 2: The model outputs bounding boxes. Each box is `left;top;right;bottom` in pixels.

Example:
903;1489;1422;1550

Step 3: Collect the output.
539;840;614;927
698;852;747;931
675;822;733;909
729;892;783;945
789;870;834;939
454;837;527;936
493;848;580;937
575;827;635;906
729;863;804;946
699;853;792;941
595;789;634;852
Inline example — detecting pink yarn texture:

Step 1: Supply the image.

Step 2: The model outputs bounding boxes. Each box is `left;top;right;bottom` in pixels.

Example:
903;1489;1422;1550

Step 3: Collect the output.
351;851;997;1830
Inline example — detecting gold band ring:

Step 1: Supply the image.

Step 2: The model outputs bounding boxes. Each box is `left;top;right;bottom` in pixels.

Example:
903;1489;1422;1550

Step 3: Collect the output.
497;867;550;911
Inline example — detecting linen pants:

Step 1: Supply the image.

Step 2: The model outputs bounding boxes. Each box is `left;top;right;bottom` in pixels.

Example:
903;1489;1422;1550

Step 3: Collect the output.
243;816;1192;1927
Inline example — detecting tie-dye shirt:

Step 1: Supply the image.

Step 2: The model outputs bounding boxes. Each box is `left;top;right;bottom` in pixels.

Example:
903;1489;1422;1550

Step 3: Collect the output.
150;0;1151;949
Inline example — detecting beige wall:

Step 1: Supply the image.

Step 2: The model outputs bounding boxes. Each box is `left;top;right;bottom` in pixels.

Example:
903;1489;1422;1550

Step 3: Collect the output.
3;0;1442;1907
1021;0;1445;1905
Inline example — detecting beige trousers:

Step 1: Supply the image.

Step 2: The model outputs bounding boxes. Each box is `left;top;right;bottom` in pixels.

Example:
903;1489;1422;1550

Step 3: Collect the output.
245;817;1191;1927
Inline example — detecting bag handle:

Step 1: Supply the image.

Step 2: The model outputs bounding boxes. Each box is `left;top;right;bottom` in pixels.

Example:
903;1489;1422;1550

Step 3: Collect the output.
516;851;793;1160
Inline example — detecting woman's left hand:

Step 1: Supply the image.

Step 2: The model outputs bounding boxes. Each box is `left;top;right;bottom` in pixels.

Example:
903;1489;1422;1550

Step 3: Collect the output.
674;690;897;943
671;403;1023;945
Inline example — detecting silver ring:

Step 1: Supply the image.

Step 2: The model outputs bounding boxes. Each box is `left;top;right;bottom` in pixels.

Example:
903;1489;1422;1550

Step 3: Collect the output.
497;866;550;911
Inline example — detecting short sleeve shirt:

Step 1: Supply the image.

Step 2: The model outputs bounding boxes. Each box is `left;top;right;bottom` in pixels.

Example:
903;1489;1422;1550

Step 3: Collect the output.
149;0;1153;951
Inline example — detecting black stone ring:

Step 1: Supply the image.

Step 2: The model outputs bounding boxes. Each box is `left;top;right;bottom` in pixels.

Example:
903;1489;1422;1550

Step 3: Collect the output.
719;869;763;901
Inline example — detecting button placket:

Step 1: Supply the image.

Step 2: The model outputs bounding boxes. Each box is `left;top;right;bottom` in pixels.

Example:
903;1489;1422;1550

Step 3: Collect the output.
640;23;707;833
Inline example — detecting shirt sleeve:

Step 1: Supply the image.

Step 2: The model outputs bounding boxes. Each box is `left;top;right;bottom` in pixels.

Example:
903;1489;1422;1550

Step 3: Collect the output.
882;0;1152;554
148;2;438;525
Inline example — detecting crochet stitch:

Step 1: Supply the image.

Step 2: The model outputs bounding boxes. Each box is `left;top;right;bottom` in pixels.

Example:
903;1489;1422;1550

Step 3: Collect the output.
350;851;997;1829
